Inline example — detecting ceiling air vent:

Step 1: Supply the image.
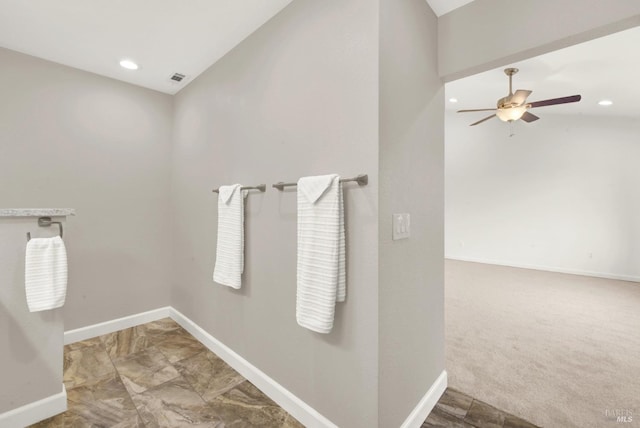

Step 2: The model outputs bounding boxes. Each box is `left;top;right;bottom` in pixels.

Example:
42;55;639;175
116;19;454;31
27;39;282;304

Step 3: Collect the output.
170;73;186;83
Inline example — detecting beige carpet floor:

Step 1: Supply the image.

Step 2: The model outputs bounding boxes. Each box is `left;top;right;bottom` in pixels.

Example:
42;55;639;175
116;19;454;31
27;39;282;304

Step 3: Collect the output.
446;259;640;428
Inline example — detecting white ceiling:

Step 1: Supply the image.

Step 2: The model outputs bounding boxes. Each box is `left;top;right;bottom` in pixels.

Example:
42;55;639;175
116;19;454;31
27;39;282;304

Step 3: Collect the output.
0;0;636;115
0;0;292;94
0;0;473;95
446;25;640;120
425;0;475;17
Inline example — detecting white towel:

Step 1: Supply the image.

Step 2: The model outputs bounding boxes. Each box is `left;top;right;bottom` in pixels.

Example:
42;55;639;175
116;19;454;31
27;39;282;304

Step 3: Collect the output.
296;174;345;333
213;184;247;289
25;236;68;312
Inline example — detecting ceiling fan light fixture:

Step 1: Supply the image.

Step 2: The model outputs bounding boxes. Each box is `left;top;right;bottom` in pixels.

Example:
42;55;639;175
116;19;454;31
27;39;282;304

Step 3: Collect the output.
598;99;613;106
496;105;528;122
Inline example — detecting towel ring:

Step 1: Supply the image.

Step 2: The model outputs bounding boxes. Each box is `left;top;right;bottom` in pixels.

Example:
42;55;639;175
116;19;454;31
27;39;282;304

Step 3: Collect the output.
26;217;63;241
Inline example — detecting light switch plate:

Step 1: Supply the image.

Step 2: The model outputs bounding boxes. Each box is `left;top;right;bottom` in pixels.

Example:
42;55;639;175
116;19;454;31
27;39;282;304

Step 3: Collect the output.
392;213;410;240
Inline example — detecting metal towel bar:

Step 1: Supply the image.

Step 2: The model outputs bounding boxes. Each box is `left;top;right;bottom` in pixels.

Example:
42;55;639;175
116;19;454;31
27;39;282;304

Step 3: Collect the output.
272;174;368;191
212;184;266;193
26;217;63;241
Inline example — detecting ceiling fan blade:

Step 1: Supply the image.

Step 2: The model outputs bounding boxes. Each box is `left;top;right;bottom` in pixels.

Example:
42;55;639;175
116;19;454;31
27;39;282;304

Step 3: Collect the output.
458;108;496;113
511;89;532;105
529;94;582;108
470;114;496;126
521;111;539;123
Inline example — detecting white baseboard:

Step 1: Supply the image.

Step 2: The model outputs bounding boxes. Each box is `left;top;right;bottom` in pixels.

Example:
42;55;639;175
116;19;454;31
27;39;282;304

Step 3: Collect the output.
0;385;67;428
64;307;172;345
63;306;336;426
169;307;338;428
400;370;447;428
63;307;443;427
446;255;640;283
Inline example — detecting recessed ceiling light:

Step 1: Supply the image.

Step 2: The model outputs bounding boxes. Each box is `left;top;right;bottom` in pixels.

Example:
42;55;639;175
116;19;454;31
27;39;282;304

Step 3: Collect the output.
119;59;138;70
598;99;613;106
449;97;458;103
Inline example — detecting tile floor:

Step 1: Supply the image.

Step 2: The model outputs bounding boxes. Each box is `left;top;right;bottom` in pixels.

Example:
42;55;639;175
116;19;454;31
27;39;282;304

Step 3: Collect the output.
30;318;539;427
423;388;540;428
30;318;303;427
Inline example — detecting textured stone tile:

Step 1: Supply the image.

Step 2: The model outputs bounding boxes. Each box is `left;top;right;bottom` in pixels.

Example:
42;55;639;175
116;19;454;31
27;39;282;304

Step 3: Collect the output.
283;414;306;428
70;411;143;427
436;388;474;419
504;414;540;428
464;399;507;428
113;346;180;395
141;317;185;342
64;336;104;352
208;380;304;427
155;332;207;364
30;377;142;427
63;344;116;389
175;349;245;401
27;412;66;427
65;375;144;427
131;376;224;427
423;406;476;427
101;325;150;358
31;320;308;428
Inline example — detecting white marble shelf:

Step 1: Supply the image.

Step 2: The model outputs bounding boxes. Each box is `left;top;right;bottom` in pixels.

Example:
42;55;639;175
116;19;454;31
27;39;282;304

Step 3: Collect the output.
0;208;76;217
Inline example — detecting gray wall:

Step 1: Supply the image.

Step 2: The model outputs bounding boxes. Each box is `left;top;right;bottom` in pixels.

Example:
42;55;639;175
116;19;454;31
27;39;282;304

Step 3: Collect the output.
439;0;640;81
446;113;640;281
171;1;379;426
378;0;444;426
5;1;640;425
0;217;65;414
0;48;174;330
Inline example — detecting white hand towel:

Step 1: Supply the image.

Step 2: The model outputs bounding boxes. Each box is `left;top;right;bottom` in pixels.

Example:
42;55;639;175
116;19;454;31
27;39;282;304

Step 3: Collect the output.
297;174;345;334
214;184;247;289
25;236;68;312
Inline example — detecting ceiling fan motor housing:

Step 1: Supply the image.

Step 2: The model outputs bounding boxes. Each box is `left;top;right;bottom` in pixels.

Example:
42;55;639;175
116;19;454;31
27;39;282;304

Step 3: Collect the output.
497;96;521;109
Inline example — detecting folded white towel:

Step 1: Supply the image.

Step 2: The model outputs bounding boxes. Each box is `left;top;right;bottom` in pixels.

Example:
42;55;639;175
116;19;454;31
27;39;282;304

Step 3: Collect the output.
213;184;247;289
25;236;68;312
296;174;345;333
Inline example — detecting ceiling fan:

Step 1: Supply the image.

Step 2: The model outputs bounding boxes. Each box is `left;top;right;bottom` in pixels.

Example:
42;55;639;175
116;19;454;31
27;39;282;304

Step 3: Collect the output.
458;68;582;126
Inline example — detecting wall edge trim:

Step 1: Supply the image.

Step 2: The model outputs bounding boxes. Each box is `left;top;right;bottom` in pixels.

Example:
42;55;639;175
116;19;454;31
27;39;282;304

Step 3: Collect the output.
64;307;172;344
399;370;448;428
446;256;640;283
0;385;67;427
